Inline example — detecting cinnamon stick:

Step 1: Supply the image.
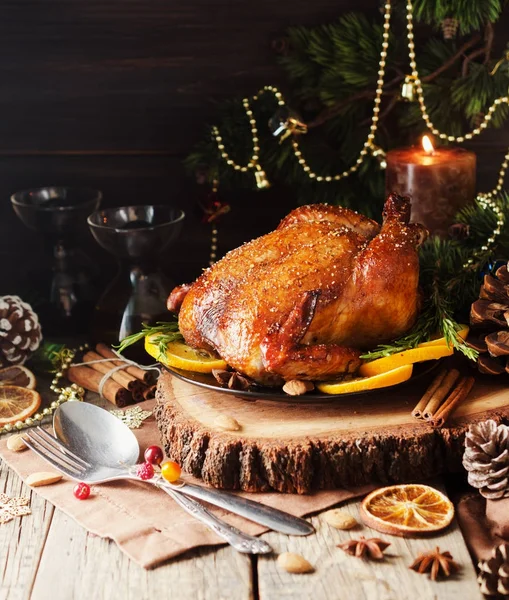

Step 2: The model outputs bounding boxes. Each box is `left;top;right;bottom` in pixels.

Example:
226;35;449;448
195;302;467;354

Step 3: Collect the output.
83;350;147;403
423;369;460;420
67;365;132;407
412;368;447;419
95;343;157;385
142;384;157;401
430;375;475;428
83;351;135;389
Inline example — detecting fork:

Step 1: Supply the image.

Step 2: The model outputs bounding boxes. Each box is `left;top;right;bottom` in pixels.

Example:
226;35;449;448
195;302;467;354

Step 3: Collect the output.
24;427;272;554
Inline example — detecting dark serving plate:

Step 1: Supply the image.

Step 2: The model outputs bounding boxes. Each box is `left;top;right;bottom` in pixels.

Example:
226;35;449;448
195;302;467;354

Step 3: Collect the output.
162;360;440;404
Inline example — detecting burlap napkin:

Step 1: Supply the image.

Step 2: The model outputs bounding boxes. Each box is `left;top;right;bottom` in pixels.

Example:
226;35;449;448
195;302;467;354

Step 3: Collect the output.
0;399;373;569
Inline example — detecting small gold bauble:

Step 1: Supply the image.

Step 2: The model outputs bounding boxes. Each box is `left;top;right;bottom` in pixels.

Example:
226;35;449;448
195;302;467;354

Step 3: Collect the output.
15;421;24;430
34;413;43;421
400;76;416;102
43;408;50;416
4;423;12;432
50;401;58;409
25;418;33;427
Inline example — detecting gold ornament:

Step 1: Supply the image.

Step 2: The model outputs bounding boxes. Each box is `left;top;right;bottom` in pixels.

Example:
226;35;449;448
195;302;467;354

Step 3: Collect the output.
400;76;416;102
254;167;271;189
110;406;153;429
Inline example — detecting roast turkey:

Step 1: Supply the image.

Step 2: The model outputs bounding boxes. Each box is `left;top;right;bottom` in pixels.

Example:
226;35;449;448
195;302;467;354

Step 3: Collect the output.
169;194;427;385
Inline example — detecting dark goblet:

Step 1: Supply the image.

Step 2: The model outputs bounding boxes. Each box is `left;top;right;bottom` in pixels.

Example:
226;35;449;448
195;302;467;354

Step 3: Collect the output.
11;186;102;333
88;205;185;347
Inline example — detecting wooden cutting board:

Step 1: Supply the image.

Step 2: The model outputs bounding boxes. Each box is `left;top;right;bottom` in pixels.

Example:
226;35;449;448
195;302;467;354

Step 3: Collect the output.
154;370;509;493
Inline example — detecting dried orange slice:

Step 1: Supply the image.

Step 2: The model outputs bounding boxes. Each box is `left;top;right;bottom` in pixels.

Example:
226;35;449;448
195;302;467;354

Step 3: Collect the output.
0;385;41;425
0;365;37;390
316;364;413;395
360;484;454;536
145;335;227;373
359;345;453;378
417;325;469;349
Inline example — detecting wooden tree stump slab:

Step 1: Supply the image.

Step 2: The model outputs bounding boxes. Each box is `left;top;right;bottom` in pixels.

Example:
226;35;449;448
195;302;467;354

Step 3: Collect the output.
154;370;509;494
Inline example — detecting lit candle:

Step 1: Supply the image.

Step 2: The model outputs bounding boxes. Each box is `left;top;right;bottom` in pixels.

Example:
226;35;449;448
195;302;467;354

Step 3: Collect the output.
385;136;476;237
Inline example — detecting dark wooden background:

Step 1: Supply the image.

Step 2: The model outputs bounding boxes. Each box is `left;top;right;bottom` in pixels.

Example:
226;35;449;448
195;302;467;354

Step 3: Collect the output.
1;1;507;308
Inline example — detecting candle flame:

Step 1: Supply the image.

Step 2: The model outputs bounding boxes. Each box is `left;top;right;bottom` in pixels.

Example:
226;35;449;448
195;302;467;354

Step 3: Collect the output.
422;135;434;154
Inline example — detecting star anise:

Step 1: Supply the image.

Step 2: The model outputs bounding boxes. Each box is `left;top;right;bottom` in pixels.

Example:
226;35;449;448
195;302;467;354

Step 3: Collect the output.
212;369;252;391
337;536;391;560
409;547;460;580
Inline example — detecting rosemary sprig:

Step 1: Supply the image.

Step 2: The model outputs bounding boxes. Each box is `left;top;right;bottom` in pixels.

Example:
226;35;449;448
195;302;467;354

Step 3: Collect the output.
115;321;183;358
360;309;477;362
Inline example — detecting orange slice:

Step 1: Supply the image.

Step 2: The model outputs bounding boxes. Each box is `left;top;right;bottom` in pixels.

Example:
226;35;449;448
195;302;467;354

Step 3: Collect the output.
0;385;41;425
0;366;37;390
359;345;453;378
145;335;227;373
417;325;469;349
360;484;454;536
316;364;413;395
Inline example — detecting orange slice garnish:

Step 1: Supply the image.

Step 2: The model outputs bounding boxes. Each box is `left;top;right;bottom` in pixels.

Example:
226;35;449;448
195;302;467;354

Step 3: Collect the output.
0;365;37;390
0;385;41;425
360;484;454;536
417;325;469;349
359;345;453;378
145;335;227;373
316;364;413;394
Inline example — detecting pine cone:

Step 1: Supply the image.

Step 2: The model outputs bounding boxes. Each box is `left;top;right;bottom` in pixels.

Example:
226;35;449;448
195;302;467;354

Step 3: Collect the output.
0;296;42;367
441;17;459;40
463;420;509;499
478;543;509;597
469;262;509;375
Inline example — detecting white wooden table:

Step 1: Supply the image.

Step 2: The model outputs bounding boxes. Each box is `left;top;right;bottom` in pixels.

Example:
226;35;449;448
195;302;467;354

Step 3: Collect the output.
0;389;484;600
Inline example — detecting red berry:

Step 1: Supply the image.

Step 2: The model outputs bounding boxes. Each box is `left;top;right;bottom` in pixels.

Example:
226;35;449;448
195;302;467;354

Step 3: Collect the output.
137;461;155;480
73;482;91;500
144;445;164;466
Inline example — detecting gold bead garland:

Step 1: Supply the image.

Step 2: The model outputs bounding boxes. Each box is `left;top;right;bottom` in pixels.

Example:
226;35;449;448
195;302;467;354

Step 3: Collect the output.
403;0;508;260
212;94;274;189
291;1;392;182
209;179;220;266
404;0;509;144
0;345;86;435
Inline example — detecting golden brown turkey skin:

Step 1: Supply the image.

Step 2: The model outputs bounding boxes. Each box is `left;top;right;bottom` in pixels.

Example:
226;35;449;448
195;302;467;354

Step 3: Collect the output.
175;194;426;385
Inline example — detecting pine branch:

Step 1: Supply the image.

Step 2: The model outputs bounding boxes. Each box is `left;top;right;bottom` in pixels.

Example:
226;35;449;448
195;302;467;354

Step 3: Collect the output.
422;34;481;82
412;0;503;34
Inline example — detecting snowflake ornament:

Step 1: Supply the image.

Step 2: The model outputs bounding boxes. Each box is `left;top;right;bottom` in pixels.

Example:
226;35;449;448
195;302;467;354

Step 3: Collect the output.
110;406;153;429
0;492;31;524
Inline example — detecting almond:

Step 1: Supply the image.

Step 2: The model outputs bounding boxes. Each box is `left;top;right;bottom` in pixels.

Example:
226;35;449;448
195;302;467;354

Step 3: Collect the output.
277;552;314;574
321;508;358;530
214;414;241;431
26;472;63;487
7;434;28;452
282;380;315;396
